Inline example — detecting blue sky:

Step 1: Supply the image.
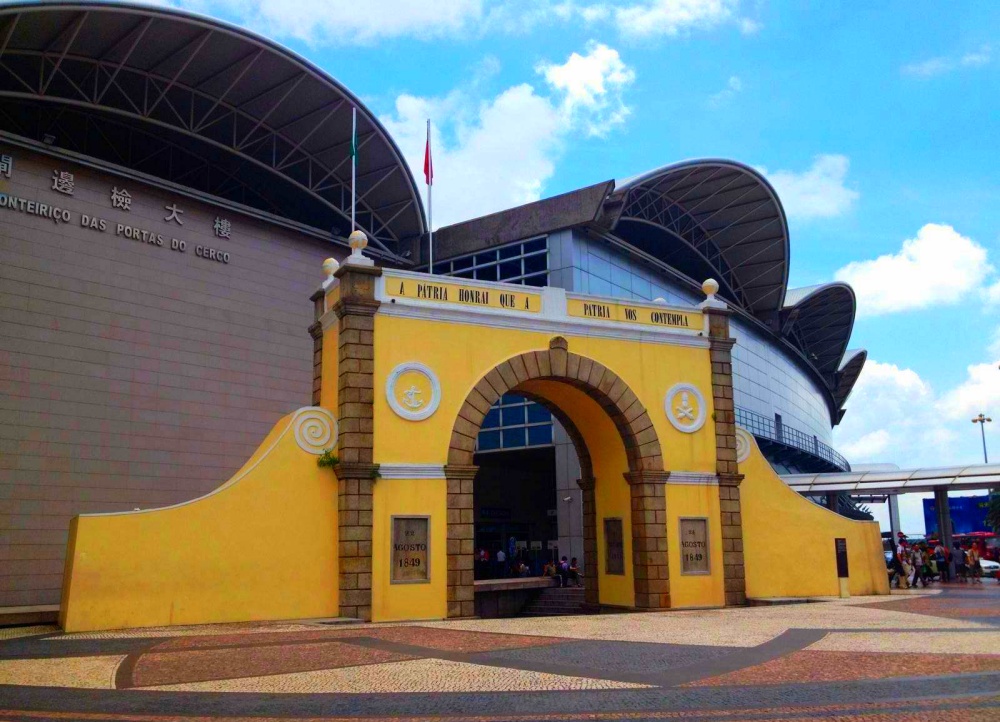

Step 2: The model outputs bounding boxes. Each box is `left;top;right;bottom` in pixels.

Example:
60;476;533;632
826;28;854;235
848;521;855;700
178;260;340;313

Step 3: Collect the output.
175;0;999;532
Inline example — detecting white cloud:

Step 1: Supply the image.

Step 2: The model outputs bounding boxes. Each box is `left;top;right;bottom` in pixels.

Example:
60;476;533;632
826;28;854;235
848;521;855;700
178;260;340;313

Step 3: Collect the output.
536;42;635;136
986;280;1000;306
837;356;1000;535
902;44;992;78
180;0;484;45
760;154;859;221
180;0;758;45
381;43;635;229
834;224;993;316
613;0;741;37
707;75;742;108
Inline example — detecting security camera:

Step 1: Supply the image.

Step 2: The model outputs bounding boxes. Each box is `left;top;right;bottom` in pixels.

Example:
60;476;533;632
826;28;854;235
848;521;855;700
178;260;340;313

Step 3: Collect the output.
563;496;572;502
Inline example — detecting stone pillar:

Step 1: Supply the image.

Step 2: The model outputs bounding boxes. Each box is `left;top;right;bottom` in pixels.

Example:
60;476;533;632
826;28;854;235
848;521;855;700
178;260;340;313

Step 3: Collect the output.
445;464;477;618
578;475;598;608
330;260;380;620
308;288;325;406
703;299;747;606
888;494;902;543
624;470;671;610
934;488;953;549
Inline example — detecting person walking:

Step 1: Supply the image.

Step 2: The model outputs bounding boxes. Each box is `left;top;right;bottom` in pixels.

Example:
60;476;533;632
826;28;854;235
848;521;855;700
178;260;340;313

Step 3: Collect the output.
910;547;928;588
496;548;506;578
953;542;967;583
934;542;949;583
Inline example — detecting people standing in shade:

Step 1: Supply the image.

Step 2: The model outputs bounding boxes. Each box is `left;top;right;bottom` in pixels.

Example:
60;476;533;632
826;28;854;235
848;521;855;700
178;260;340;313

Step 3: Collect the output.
495;548;506;578
968;542;983;585
933;541;949;583
910;546;928;588
953;542;967;583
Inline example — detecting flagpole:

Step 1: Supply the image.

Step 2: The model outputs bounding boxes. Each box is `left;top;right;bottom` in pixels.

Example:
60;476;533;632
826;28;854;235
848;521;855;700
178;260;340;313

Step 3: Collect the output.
351;107;357;231
426;118;433;273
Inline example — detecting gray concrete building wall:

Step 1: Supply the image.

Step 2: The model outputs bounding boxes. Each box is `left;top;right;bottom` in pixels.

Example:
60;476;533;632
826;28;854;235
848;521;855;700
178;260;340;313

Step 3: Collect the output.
0;143;344;608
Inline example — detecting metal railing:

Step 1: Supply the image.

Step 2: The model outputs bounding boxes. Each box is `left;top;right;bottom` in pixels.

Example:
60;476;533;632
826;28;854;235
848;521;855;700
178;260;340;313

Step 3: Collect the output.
735;407;850;471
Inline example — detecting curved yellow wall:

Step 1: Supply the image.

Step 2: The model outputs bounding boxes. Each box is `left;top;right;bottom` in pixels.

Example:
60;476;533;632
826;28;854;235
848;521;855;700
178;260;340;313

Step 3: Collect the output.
59;410;340;632
740;435;888;599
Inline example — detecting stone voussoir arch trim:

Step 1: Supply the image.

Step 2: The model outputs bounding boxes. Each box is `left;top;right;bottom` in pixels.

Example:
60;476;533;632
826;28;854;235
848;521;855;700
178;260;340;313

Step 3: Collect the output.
444;337;672;616
447;337;665;474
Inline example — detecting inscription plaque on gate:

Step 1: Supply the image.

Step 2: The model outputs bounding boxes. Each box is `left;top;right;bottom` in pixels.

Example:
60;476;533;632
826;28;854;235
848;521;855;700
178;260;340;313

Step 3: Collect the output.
835;537;849;578
680;518;710;575
391;516;430;584
604;518;625;575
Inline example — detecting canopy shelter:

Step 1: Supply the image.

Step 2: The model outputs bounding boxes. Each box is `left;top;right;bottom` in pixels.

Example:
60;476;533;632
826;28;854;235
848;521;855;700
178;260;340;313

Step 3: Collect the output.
783;464;1000;495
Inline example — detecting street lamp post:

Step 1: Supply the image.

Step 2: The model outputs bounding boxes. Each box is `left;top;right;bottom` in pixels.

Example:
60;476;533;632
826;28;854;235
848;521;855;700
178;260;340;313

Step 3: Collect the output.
972;413;992;464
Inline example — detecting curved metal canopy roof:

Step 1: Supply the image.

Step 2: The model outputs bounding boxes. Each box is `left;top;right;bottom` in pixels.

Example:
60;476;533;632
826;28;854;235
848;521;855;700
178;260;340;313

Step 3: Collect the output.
780;282;857;380
0;1;424;254
833;348;867;409
607;160;790;318
783;463;1000;494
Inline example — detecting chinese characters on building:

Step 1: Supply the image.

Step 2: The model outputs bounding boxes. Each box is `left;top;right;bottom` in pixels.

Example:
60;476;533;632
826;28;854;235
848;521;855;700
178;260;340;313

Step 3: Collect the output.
110;187;131;211
51;170;74;195
0;154;12;179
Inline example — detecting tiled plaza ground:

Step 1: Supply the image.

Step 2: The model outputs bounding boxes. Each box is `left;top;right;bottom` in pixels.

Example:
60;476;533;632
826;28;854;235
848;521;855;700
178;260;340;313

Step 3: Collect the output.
1;584;998;720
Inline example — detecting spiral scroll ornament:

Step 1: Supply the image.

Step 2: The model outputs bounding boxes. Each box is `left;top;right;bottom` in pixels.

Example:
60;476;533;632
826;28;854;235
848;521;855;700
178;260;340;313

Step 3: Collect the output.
735;427;753;464
292;407;338;455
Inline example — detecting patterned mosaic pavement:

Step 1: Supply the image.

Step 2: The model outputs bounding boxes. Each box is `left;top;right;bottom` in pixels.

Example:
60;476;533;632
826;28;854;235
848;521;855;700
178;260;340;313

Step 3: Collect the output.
1;584;998;721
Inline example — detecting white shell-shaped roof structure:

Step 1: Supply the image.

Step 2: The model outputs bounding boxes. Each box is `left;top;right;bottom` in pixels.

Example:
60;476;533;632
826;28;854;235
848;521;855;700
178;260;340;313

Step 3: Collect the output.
0;1;425;256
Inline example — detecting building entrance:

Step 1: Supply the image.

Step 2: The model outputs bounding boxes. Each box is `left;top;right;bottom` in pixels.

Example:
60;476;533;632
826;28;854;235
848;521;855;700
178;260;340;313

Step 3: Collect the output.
473;446;559;580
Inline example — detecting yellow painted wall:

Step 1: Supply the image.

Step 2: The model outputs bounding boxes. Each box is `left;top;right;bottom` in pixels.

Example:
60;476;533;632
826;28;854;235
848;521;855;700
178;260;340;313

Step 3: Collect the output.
665;484;725;608
371;477;448;622
741;435;889;598
371;315;717;475
59;410;340;632
521;380;635;608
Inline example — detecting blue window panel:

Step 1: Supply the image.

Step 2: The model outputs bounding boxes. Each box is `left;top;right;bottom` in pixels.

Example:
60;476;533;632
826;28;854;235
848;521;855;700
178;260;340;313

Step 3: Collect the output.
524;274;547;287
499;243;522;259
453;255;473;270
501;406;525;427
526;403;551;424
475;251;497;266
499;260;521;280
478;430;501;451
527;424;553;446
611;263;632;291
500;394;522;405
588;276;613;296
502;428;526;448
476;265;498;282
523;253;547;275
524;238;546;253
588;255;612;281
482;408;501;428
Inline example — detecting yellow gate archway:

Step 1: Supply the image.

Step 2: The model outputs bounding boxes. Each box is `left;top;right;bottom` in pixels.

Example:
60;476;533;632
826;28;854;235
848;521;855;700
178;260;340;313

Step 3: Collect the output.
58;250;889;632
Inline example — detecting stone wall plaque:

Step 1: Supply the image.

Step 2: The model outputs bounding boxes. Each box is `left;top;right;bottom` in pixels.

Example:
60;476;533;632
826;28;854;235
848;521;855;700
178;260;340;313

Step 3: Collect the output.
391;516;430;584
680;518;710;575
835;537;849;578
604;518;625;575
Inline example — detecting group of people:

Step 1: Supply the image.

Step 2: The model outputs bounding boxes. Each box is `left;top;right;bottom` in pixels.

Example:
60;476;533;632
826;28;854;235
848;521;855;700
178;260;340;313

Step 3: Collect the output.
543;556;581;587
889;537;986;588
474;547;582;587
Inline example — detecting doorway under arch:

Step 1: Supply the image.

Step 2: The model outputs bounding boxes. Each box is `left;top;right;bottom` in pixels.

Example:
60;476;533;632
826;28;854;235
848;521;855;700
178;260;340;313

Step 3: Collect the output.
444;337;671;618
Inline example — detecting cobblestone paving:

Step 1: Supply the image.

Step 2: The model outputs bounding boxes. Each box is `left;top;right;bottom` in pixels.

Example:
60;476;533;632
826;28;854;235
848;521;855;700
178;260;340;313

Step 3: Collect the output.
0;585;997;720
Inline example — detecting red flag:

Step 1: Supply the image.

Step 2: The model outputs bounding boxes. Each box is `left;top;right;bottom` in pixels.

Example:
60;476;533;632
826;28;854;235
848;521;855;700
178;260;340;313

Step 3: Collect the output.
423;125;433;186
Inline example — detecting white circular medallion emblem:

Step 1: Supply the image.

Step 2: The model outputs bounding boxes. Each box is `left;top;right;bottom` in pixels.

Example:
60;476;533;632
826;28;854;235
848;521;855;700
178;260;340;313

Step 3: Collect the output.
664;383;707;434
735;427;754;464
386;362;441;421
292;406;339;454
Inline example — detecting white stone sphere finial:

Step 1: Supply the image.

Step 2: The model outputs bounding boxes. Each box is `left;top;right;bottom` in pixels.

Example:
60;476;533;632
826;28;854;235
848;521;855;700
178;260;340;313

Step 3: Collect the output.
345;230;374;267
321;257;339;289
702;278;720;299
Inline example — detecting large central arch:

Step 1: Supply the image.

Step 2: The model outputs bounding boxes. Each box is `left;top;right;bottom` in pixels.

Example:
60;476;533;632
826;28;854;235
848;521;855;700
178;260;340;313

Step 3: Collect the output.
444;337;671;617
